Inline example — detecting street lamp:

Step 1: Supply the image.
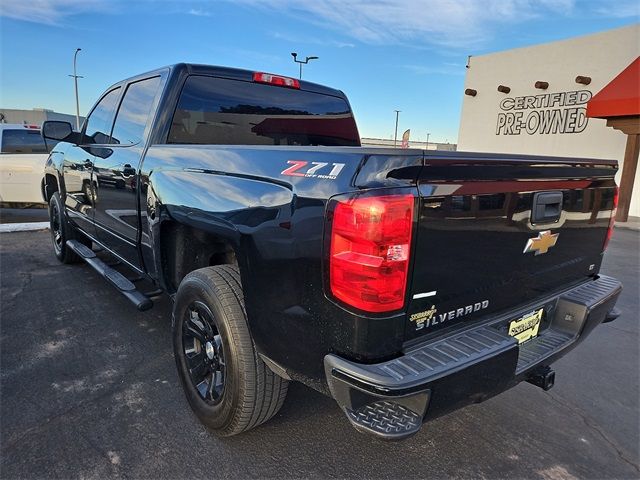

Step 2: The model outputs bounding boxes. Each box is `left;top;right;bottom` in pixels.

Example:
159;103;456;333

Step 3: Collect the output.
426;132;430;149
394;110;401;148
291;52;319;79
69;48;83;131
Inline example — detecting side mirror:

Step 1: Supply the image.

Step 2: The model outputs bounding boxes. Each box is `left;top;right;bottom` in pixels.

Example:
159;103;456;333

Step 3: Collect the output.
42;121;74;141
88;146;113;159
92;131;110;145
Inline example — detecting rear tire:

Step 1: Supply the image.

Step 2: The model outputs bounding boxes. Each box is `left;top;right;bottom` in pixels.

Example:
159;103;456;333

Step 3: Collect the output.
48;192;82;264
172;265;288;436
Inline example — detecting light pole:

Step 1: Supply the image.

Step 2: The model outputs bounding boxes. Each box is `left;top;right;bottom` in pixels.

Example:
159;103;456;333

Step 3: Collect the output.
426;132;430;149
69;48;83;130
394;110;401;148
291;52;319;79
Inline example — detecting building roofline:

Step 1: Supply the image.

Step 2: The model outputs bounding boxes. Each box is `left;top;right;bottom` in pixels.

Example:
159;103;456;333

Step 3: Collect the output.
468;23;639;62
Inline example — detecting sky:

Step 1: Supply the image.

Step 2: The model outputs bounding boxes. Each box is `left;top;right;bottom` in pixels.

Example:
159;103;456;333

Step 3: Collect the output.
1;0;638;144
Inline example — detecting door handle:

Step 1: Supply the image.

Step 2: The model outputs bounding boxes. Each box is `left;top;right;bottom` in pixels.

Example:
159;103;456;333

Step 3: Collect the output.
532;191;563;224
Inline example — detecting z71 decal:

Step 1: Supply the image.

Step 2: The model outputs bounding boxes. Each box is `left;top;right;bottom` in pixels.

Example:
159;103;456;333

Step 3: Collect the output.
281;160;345;180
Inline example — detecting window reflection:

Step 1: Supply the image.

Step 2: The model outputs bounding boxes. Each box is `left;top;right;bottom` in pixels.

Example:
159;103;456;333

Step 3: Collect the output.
110;76;161;145
84;87;121;144
168;75;359;146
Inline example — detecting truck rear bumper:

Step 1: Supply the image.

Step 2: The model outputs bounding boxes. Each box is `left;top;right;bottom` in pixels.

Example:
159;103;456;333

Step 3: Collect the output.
324;275;622;440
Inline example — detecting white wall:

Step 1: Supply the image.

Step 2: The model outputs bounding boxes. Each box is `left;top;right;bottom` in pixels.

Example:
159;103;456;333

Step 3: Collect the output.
0;109;82;127
458;24;640;217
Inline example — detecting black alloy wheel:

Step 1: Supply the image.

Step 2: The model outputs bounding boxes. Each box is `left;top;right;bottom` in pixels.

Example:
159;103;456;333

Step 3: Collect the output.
182;301;226;404
172;265;289;436
50;199;63;255
48;192;82;264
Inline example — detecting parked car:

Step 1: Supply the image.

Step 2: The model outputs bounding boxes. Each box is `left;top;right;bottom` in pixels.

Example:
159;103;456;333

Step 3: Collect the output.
0;124;51;205
41;64;622;440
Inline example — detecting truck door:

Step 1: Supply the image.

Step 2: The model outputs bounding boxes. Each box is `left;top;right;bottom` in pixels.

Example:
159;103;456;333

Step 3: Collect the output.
91;75;163;271
64;87;121;236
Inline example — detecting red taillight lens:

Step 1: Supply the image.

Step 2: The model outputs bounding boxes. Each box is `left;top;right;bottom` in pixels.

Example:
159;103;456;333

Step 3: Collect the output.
253;72;300;89
329;194;414;313
603;186;619;251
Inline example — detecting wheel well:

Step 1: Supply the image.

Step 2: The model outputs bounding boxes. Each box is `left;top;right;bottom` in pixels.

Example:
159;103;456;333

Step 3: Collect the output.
160;221;237;293
43;173;59;202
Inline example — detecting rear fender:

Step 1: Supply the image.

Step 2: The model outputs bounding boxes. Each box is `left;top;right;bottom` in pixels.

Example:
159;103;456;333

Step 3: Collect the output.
145;170;295;336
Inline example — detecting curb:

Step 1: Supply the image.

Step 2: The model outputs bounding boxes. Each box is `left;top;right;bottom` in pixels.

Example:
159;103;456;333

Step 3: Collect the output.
0;222;50;233
615;224;640;232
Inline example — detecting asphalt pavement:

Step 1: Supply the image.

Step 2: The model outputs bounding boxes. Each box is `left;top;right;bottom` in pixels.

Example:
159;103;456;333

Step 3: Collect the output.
1;228;638;479
0;207;49;224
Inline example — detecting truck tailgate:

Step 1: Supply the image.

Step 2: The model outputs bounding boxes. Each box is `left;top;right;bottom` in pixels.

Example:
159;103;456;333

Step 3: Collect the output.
406;154;618;341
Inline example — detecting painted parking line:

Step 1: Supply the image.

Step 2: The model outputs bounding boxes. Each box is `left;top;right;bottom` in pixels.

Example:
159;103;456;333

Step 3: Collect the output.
0;222;50;233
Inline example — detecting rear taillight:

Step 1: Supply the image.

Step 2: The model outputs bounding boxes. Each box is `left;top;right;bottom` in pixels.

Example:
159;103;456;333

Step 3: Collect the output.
329;194;414;313
603;186;619;251
253;72;300;89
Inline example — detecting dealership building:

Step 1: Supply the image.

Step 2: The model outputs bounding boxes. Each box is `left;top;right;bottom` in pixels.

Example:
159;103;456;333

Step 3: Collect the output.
0;108;81;127
361;137;456;150
458;24;639;221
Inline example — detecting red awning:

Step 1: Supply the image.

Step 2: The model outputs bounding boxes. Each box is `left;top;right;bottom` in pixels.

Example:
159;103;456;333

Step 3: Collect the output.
587;56;640;119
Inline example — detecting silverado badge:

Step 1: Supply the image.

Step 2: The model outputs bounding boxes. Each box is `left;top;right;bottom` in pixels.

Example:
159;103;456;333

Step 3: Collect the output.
523;230;559;255
409;305;437;331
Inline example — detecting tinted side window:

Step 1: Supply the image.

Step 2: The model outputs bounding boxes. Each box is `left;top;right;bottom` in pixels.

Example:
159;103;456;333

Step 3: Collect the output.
84;87;121;144
168;75;360;146
110;76;161;145
1;129;50;154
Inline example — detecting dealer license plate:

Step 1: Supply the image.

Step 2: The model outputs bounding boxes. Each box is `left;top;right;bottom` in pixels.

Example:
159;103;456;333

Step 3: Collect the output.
508;308;543;344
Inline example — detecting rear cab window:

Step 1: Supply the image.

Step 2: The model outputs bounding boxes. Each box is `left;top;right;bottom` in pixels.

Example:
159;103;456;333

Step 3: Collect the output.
167;75;360;146
110;76;162;145
1;129;50;154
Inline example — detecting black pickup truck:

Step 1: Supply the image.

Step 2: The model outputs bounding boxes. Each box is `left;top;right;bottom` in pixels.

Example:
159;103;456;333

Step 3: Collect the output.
41;63;622;440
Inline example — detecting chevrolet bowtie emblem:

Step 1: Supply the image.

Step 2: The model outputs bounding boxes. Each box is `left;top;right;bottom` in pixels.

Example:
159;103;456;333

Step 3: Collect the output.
523;230;559;255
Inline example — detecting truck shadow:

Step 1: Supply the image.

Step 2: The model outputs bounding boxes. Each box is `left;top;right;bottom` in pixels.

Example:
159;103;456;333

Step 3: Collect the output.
211;378;631;479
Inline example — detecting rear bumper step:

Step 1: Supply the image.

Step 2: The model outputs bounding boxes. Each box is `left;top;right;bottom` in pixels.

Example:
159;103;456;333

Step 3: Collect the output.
66;240;153;311
325;275;622;440
347;401;423;439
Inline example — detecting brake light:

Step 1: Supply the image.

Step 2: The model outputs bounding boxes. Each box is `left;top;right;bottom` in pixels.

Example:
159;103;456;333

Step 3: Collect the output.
329;194;414;312
603;186;619;251
253;72;300;89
